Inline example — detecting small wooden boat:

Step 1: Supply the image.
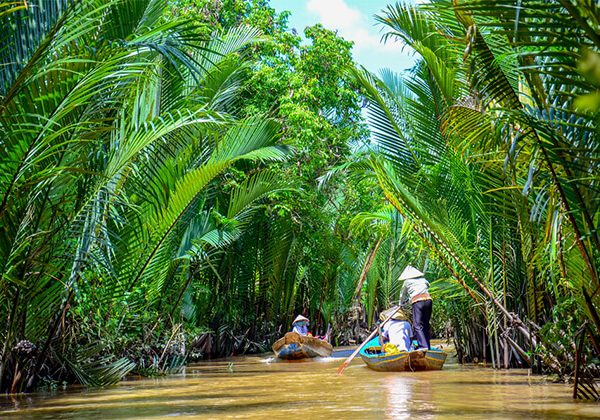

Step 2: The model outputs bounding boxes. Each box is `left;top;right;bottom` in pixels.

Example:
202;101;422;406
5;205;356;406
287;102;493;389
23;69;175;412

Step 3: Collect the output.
272;332;333;360
359;337;447;371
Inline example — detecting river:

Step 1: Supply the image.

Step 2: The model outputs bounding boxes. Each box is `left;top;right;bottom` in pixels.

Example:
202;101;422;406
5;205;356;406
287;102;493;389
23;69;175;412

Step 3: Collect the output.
1;345;598;419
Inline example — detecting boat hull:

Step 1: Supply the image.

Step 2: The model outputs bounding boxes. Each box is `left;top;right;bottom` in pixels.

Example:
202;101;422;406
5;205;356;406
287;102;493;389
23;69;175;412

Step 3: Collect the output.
272;332;333;360
359;337;447;371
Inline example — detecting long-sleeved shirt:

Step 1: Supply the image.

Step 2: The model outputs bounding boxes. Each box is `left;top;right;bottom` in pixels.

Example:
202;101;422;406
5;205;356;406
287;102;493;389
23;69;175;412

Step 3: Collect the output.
399;276;430;304
292;324;309;335
381;320;413;351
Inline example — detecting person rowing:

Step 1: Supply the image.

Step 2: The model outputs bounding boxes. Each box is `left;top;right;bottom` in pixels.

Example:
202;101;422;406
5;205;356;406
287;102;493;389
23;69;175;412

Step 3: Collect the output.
378;306;413;352
398;265;432;351
291;314;310;336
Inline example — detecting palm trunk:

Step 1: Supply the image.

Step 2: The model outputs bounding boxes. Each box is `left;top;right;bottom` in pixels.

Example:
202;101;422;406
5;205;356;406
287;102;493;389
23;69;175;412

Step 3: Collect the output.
353;237;383;300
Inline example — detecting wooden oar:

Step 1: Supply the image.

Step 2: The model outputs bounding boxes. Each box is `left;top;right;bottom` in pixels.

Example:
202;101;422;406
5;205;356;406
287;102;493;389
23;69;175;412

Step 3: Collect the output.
337;305;400;374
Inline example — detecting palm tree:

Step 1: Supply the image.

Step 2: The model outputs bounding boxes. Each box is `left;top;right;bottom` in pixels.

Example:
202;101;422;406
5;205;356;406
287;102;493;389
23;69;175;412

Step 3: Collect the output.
0;0;287;392
354;0;598;371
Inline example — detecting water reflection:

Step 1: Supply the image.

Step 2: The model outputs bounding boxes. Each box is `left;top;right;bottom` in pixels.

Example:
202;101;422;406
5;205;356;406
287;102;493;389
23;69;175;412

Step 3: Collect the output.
383;376;414;419
0;352;598;419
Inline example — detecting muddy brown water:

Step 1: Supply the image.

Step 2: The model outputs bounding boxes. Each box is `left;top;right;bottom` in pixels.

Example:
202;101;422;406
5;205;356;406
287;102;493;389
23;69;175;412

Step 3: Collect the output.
1;343;598;419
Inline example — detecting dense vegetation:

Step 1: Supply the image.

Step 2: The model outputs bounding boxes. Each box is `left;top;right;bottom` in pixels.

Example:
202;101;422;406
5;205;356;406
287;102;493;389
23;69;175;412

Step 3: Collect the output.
357;0;599;375
1;0;598;396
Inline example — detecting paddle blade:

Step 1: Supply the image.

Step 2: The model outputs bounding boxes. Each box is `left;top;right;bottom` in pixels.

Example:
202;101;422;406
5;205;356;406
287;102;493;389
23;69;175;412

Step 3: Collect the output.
337;360;350;375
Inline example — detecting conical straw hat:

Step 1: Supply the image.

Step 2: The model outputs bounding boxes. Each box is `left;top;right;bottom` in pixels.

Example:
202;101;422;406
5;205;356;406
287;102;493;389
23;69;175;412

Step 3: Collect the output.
292;315;309;324
380;307;410;321
398;265;424;281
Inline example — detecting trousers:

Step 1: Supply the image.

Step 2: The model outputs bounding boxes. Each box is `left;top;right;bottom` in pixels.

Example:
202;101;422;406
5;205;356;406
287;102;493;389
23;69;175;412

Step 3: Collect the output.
412;299;432;349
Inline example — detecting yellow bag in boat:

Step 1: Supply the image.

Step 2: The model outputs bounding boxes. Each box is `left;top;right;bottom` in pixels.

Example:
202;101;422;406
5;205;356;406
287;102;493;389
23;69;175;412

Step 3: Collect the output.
383;343;400;355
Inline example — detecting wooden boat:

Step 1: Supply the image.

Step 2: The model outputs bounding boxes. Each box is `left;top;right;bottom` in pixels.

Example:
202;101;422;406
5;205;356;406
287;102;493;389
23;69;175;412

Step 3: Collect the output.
272;332;333;360
359;337;447;371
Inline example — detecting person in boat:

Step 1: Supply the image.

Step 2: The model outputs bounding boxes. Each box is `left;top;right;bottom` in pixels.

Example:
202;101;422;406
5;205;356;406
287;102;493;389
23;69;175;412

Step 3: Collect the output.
399;265;432;351
378;306;413;352
292;315;310;336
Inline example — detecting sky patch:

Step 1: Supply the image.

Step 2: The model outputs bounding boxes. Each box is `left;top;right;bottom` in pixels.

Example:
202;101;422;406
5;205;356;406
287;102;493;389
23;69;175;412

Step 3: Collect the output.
271;0;417;74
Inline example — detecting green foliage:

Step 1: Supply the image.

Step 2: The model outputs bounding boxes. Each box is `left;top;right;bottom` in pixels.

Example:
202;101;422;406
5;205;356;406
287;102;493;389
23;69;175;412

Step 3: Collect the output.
355;0;599;373
3;0;596;395
0;0;288;391
0;0;381;391
177;0;380;349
